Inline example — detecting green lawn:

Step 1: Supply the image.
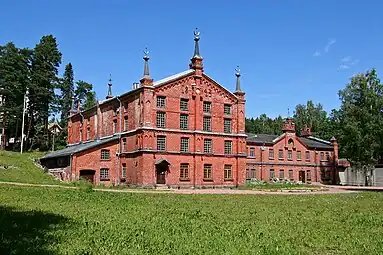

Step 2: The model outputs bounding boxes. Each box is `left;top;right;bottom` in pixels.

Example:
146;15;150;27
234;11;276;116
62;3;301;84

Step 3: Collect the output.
0;184;382;254
0;151;59;184
241;182;322;191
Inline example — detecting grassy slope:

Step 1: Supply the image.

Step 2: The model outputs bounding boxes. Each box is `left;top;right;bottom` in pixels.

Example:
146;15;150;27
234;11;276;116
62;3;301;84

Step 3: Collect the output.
0;151;58;184
1;185;382;254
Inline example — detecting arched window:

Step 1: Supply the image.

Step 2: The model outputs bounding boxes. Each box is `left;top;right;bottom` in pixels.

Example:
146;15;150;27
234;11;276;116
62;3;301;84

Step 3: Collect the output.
288;138;294;146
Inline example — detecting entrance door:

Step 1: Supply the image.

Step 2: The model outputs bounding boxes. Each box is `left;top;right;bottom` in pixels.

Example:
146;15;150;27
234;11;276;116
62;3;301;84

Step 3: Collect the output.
155;159;170;184
156;170;166;184
79;170;95;183
299;171;306;183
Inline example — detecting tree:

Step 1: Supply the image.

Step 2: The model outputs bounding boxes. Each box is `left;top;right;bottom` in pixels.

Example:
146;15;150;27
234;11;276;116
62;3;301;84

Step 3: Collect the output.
60;63;74;125
0;43;31;149
337;69;383;185
293;100;332;140
245;114;283;135
28;35;62;150
75;81;96;111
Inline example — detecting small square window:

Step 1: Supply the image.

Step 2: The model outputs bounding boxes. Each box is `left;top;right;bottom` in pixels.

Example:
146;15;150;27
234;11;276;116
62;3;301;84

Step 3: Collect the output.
204;139;212;154
156;112;166;128
204;164;212;180
224;119;232;133
180;114;188;130
224;165;232;180
180;98;188;111
224;140;232;154
203;117;211;131
100;168;109;181
269;149;274;159
157;96;166;108
180;137;189;153
203;101;211;114
297;151;302;160
157;136;166;151
180;163;189;180
101;149;110;160
224;104;231;115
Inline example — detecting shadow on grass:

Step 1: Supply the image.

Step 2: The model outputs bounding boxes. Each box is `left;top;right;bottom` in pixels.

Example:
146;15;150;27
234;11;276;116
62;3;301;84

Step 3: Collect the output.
0;206;69;254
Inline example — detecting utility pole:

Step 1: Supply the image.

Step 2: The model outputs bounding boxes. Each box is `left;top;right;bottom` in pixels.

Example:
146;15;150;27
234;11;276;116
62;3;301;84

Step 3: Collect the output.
20;93;27;154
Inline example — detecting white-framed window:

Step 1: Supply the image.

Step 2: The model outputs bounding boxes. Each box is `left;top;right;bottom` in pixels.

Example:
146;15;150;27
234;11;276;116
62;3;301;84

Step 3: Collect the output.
224;140;232;154
204;139;212;154
157;136;166;151
156;96;166;108
101;149;110;160
180;137;189;152
100;168;109;181
156;112;166;128
180;114;188;130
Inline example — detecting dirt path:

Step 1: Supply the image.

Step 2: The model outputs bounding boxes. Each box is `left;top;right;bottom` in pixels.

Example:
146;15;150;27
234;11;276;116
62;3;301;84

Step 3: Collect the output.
0;181;358;195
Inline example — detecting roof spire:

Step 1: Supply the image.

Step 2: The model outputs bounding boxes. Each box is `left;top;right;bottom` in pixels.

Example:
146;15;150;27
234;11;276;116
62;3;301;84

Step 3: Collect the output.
287;107;290;118
140;48;153;86
70;95;77;116
190;28;204;72
235;65;242;92
106;74;113;99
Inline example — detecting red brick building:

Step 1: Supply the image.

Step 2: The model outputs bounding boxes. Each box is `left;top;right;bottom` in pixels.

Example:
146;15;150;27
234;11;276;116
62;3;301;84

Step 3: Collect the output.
40;31;339;187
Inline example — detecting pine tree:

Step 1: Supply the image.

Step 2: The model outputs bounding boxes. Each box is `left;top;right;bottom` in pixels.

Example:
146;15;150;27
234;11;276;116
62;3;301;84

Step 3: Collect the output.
60;63;74;125
28;35;62;150
75;80;96;111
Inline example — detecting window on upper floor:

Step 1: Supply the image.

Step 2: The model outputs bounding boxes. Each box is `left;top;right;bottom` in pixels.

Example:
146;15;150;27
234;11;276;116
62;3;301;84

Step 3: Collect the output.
224;104;231;115
157;96;166;108
249;147;255;157
326;152;330;161
113;120;117;133
204;139;212;154
224;165;232;180
320;152;324;161
180;98;189;111
224;119;232;134
124;117;128;131
180;114;188;130
305;151;310;161
122;138;127;152
297;151;302;160
180;137;189;153
101;149;110;160
288;150;292;160
224;140;232;155
100;168;110;181
156;112;166;128
278;149;284;160
203;116;211;132
157;136;166;151
269;149;274;159
203;101;211;114
86;127;90;140
180;163;189;180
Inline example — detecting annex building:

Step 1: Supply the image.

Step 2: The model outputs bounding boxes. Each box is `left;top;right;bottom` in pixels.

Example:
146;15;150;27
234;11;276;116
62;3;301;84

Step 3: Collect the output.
40;31;339;187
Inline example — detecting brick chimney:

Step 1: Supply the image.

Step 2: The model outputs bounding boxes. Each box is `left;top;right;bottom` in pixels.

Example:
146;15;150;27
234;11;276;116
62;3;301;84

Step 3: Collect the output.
282;118;295;133
330;136;339;162
300;125;312;137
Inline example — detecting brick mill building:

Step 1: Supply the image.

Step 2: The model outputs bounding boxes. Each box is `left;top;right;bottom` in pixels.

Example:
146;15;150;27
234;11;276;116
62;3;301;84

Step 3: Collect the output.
40;31;339;187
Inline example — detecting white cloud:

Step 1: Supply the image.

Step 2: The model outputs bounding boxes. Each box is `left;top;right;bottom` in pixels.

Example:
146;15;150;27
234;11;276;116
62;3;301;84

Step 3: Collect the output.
324;39;336;53
313;51;321;57
341;56;352;62
339;64;350;69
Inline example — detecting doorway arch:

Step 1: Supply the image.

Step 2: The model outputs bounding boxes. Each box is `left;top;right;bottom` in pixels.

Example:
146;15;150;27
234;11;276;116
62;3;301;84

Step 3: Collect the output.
79;169;96;183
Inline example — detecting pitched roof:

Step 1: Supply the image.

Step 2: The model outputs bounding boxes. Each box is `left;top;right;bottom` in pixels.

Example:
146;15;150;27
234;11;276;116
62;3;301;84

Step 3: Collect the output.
246;133;333;149
246;133;279;144
153;69;194;87
40;136;118;160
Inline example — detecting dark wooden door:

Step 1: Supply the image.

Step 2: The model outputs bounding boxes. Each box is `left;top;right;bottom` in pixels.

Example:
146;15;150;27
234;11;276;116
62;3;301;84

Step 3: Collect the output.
299;171;306;183
157;171;166;184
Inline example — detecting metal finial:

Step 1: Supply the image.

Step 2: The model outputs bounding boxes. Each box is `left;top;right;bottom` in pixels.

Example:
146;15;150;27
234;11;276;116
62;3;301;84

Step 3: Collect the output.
194;28;200;39
288;107;290;117
108;74;112;84
143;47;149;60
235;65;241;77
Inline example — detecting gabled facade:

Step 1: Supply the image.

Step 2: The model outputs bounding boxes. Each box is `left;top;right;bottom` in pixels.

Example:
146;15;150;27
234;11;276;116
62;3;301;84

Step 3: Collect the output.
40;31;340;187
246;120;339;184
40;30;247;187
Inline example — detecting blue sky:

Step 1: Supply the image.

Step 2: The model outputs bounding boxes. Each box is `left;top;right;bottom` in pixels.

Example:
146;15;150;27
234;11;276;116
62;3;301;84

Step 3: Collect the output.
1;0;382;118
